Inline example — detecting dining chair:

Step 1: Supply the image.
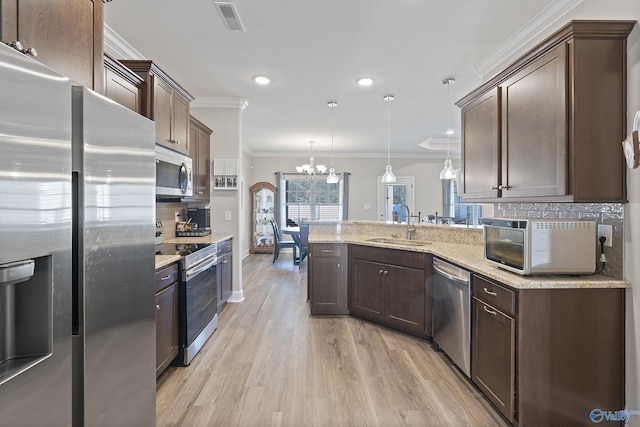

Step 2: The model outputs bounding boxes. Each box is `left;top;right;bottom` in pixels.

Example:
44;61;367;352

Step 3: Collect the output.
270;220;298;263
295;224;309;269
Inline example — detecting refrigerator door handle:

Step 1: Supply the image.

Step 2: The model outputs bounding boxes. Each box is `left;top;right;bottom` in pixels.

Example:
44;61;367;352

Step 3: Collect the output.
0;259;35;286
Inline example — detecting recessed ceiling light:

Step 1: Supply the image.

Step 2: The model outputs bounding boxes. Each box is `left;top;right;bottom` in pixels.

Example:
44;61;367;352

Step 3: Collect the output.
356;77;375;87
253;75;272;85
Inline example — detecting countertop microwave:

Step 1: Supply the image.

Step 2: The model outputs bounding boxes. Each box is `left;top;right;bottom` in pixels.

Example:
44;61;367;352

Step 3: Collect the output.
155;145;193;197
482;218;596;275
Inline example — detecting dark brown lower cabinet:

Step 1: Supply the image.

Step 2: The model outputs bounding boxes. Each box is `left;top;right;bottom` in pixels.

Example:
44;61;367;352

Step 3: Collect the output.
384;264;425;332
349;258;384;320
309;244;348;315
472;274;624;427
348;245;430;337
155;263;179;378
471;296;515;424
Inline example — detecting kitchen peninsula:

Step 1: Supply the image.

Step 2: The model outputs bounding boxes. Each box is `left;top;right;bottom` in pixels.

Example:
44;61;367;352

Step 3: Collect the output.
307;220;625;426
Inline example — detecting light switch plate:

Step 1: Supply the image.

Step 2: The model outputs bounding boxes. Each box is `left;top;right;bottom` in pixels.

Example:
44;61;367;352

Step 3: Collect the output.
597;224;613;247
224;211;231;221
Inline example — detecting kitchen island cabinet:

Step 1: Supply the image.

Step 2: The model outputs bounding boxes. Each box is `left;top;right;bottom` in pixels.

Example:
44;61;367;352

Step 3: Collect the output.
120;60;194;154
308;243;348;315
155;262;179;377
1;0;104;90
457;20;635;203
348;245;430;337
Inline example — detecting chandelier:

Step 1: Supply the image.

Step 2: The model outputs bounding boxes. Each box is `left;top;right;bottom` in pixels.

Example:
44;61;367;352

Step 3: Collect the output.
296;140;326;181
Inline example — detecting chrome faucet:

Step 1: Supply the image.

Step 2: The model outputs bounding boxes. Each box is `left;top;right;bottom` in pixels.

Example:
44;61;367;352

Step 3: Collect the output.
399;204;415;240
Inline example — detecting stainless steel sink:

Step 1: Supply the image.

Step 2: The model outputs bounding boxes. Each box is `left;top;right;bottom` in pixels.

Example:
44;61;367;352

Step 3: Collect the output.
366;238;431;247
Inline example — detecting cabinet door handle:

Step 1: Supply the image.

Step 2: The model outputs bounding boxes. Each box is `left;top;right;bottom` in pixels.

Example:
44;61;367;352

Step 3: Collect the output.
160;275;171;281
383;270;389;275
337;263;340;268
483;287;497;296
197;191;204;195
25;47;37;57
483;306;497;316
503;185;512;190
378;269;384;274
156;304;161;311
320;250;333;253
491;186;500;190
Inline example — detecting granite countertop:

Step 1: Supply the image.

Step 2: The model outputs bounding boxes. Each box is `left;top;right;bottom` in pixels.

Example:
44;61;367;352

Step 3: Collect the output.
309;233;627;290
154;233;234;270
155;254;182;270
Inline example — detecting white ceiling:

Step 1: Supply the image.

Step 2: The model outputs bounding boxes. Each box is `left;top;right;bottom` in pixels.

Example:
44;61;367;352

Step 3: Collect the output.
103;0;589;158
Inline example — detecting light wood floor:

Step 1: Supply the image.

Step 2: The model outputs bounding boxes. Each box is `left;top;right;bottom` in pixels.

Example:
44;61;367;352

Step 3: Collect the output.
156;254;508;427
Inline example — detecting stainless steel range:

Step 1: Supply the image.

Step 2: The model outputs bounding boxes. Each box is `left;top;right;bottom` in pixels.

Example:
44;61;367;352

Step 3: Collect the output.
156;242;218;365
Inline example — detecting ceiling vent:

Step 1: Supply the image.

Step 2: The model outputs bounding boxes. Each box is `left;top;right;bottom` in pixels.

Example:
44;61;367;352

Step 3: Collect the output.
214;2;245;32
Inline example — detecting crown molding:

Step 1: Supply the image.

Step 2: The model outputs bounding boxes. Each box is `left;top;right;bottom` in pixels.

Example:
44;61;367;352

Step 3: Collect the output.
192;98;249;110
473;0;584;80
104;24;146;60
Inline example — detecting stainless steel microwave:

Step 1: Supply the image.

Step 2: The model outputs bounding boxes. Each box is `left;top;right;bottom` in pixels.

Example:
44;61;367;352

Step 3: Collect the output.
155;145;193;197
482;218;596;275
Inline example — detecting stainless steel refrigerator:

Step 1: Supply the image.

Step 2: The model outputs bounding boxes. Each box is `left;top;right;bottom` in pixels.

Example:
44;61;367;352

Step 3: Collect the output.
0;43;156;426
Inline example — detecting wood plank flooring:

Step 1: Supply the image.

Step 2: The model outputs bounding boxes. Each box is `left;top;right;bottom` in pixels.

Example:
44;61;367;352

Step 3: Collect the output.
156;254;508;427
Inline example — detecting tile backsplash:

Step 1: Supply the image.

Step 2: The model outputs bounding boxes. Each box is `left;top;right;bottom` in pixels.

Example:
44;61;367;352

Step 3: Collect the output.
492;203;623;279
156;201;188;241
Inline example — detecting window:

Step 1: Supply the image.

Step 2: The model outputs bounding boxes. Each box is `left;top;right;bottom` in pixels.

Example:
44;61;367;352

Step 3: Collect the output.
277;172;349;226
442;179;483;226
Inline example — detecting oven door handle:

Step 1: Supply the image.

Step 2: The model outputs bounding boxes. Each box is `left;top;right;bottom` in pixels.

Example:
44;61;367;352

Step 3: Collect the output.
185;257;217;280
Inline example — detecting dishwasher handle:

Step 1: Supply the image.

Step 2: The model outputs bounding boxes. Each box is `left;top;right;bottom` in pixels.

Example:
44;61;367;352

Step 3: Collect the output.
432;261;470;284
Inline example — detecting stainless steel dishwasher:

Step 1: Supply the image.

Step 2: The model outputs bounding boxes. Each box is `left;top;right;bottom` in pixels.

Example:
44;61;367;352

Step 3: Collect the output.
432;257;471;377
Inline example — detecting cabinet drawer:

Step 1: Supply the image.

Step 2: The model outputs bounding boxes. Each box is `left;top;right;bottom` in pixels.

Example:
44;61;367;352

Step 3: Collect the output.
312;244;341;258
473;275;516;315
349;244;424;269
217;238;233;255
156;263;179;293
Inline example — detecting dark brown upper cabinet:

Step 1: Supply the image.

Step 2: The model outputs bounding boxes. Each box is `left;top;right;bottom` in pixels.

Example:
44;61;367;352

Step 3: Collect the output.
457;20;635;203
119;60;195;154
103;54;144;114
185;116;212;202
1;0;105;91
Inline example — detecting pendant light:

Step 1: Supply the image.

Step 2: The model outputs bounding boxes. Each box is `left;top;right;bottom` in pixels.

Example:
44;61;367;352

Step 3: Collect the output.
381;94;396;183
326;100;339;184
440;78;456;180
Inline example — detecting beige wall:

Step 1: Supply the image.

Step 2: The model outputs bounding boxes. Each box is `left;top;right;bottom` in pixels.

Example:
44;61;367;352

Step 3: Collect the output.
192;106;244;302
248;154;447;218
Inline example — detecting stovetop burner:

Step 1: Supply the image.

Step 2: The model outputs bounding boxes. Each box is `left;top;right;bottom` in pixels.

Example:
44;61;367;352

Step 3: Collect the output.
155;242;217;271
155;242;212;257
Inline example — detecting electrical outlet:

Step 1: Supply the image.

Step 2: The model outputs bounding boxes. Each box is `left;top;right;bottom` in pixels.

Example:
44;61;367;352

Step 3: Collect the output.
597;224;613;247
174;212;180;223
224;211;231;221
